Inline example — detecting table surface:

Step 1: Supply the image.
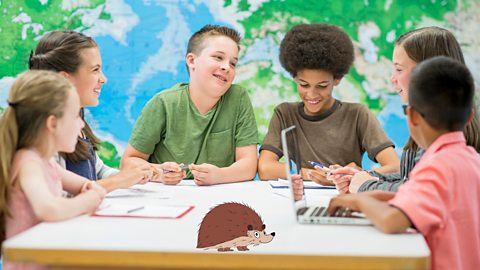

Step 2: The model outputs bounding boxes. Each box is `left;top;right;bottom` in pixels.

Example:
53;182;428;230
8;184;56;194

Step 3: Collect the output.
3;180;430;270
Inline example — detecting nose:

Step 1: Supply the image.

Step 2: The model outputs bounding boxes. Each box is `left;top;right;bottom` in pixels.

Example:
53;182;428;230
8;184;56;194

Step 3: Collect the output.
220;61;229;71
271;232;276;237
389;73;396;84
100;70;107;84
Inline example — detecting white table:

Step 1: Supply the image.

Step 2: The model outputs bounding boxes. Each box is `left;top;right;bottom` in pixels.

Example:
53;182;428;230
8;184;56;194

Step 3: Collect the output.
3;181;430;269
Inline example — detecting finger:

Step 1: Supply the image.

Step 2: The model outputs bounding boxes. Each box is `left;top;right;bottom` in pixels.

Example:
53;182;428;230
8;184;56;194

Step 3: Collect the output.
331;167;358;175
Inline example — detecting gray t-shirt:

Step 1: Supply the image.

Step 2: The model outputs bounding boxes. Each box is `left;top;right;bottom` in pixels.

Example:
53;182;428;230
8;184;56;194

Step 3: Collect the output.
260;100;394;169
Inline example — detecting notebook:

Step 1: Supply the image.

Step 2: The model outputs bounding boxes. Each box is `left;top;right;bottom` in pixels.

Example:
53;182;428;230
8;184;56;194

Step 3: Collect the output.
281;125;372;225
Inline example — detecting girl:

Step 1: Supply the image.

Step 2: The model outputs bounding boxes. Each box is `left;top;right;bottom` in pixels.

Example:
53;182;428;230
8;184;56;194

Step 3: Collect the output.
330;26;480;193
29;30;152;191
0;70;107;268
121;25;258;186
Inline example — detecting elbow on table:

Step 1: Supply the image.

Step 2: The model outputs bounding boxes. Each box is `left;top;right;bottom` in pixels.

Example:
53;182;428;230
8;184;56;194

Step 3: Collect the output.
375;209;409;234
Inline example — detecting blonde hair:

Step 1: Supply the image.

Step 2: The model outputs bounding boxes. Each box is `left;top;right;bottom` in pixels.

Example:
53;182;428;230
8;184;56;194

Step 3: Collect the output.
0;70;74;245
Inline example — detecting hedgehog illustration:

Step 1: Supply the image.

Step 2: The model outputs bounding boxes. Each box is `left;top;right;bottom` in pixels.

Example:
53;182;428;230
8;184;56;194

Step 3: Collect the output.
196;202;275;252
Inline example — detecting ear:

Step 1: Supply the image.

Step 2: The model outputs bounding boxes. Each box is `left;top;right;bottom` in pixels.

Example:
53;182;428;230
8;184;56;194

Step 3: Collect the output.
45;115;57;133
466;109;475;125
406;106;421;127
333;77;342;86
262;224;266;230
186;53;196;73
58;71;70;79
247;225;253;231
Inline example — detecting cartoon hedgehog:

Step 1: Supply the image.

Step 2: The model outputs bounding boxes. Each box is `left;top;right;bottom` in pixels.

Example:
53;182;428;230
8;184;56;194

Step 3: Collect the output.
196;202;275;252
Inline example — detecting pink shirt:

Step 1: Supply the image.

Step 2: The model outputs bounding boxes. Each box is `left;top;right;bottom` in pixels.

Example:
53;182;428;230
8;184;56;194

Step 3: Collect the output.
5;149;62;270
390;131;480;270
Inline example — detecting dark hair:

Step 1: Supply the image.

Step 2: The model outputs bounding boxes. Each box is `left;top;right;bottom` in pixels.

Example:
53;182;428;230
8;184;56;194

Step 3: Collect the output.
397;26;480;152
409;56;474;131
279;24;354;79
30;30;100;162
186;25;241;74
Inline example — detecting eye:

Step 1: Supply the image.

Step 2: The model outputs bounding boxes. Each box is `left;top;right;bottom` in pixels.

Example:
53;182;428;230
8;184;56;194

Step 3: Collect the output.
230;62;237;68
213;55;222;61
254;232;260;238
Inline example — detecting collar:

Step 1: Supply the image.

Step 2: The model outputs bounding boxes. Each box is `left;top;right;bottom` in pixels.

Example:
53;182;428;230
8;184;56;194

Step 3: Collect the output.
297;99;341;121
422;131;466;158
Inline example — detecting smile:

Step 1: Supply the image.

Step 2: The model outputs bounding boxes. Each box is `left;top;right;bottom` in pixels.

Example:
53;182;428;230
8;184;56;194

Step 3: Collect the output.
213;74;227;82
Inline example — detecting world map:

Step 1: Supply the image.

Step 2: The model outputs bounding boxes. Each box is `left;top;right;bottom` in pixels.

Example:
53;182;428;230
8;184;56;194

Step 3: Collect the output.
1;0;479;169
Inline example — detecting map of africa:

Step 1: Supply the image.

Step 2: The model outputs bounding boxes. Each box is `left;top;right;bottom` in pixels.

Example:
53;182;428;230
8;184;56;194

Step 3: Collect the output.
1;0;479;169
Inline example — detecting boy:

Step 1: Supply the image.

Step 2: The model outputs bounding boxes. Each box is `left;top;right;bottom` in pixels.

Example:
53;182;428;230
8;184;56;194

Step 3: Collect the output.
258;24;399;183
121;25;258;185
328;56;480;270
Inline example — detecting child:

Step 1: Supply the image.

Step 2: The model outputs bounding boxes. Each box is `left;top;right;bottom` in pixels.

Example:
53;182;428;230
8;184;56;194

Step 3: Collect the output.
330;26;480;194
258;23;399;182
121;25;258;186
328;56;480;270
0;70;108;268
29;30;152;191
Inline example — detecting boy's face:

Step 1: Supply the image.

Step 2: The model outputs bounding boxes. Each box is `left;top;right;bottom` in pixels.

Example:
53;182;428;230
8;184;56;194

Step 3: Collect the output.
66;47;107;107
294;69;339;116
187;35;238;99
390;45;417;104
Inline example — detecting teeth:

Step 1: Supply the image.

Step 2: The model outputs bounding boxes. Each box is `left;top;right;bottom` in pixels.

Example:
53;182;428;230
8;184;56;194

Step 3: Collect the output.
306;100;320;104
214;74;227;82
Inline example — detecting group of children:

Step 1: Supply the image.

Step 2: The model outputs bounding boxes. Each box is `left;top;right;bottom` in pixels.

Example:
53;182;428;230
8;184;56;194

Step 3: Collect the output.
0;22;479;270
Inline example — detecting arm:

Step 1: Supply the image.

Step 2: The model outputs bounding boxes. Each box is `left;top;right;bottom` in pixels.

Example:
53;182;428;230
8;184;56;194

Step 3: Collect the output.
19;161;104;221
94;152;119;179
191;144;257;185
258;149;286;180
327;192;411;233
372;147;400;174
121;143;185;185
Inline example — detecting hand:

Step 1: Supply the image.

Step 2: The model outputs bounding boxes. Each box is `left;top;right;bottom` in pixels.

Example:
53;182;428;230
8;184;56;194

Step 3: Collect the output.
151;162;186;185
115;164;154;188
190;163;223;186
301;168;334;186
327;194;361;216
291;174;304;201
361;190;396;201
349;171;378;193
328;166;361;194
82;184;106;213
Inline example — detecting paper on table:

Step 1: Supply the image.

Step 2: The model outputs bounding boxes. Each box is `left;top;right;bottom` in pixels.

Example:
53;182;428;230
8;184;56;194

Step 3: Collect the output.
269;179;336;189
93;203;194;219
106;187;174;199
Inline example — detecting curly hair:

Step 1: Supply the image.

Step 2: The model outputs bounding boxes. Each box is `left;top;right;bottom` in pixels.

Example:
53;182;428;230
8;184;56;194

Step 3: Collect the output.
279;24;354;79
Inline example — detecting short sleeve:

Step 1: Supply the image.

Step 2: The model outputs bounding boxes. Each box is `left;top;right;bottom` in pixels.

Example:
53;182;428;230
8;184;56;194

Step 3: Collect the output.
259;104;284;158
129;94;166;155
356;105;394;161
389;165;448;235
234;89;259;147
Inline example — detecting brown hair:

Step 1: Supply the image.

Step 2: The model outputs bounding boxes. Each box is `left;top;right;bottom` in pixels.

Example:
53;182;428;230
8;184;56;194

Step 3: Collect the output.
186;25;241;74
30;30;100;162
0;70;74;246
396;26;480;152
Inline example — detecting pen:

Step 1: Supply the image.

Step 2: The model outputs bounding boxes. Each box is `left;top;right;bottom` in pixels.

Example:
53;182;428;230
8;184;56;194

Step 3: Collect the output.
308;161;326;168
127;206;145;214
163;164;189;173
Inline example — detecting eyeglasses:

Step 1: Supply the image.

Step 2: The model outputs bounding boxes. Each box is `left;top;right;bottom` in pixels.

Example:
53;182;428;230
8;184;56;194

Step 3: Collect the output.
402;104;425;117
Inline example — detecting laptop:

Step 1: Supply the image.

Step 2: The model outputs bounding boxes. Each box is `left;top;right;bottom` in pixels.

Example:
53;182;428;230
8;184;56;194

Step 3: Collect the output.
281;125;372;225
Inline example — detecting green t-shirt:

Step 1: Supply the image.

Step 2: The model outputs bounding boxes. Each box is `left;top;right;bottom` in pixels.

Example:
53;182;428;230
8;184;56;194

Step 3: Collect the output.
129;83;258;178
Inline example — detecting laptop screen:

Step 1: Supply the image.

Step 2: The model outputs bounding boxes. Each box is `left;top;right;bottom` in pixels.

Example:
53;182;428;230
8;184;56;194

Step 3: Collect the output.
281;125;307;217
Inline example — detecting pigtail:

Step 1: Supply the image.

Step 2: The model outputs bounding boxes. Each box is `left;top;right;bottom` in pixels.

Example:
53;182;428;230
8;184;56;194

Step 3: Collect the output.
0;105;19;247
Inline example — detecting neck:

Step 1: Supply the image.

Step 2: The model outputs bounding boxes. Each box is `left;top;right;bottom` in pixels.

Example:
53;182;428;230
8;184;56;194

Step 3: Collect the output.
32;131;56;160
419;125;450;149
188;82;219;115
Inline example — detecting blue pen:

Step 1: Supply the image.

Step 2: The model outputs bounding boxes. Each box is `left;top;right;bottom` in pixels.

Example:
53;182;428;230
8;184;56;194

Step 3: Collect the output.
308;161;326;168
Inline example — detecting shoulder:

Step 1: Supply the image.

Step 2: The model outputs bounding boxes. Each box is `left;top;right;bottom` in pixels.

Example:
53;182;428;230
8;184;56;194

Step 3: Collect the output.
150;83;188;102
223;84;250;99
12;149;42;165
339;101;370;113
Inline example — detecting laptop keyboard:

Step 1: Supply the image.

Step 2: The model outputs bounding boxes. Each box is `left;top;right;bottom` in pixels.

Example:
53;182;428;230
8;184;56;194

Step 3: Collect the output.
297;206;353;217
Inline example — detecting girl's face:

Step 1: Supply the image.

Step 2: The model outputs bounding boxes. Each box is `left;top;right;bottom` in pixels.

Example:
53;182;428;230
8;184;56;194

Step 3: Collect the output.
67;47;107;107
55;90;85;153
187;35;238;99
390;45;417;103
295;69;339;116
